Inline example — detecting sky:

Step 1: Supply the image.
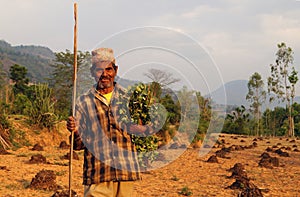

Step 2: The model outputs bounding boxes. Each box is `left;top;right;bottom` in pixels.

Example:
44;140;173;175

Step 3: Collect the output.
1;0;300;96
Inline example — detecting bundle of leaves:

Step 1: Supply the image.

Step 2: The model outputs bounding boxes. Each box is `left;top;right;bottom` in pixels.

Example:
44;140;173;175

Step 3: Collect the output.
117;83;164;168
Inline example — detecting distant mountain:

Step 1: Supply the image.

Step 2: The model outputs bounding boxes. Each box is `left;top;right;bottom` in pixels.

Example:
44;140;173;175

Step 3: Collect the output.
209;80;248;107
0;40;55;82
115;76;140;89
209;79;300;109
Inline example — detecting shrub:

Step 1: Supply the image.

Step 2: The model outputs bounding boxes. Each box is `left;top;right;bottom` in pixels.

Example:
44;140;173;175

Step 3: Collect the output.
27;84;57;130
179;186;193;196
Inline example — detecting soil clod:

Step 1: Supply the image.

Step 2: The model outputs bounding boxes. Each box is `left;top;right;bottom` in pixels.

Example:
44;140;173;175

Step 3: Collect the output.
31;143;44;151
59;141;70;149
274;149;289;157
207;155;218;163
259;154;279;169
227;163;263;197
60;151;79;160
29;154;47;164
29;169;60;191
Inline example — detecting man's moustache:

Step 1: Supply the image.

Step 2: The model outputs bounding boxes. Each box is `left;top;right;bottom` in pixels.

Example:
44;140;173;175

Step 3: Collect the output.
99;77;111;80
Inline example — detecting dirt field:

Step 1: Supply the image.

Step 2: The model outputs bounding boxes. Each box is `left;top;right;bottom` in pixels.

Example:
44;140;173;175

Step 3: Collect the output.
0;120;300;197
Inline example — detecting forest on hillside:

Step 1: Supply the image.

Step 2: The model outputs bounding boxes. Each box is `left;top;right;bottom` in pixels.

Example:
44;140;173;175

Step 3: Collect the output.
0;40;54;82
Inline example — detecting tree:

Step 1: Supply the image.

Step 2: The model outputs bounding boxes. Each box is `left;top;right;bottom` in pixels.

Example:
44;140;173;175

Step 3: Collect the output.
9;64;29;95
177;86;200;142
160;94;180;125
144;68;180;100
222;105;250;135
48;50;90;119
144;68;180;88
292;103;300;136
246;72;266;136
267;42;298;137
196;92;211;133
195;92;211;142
262;107;287;136
177;86;195;122
0;62;9;104
0;61;7;90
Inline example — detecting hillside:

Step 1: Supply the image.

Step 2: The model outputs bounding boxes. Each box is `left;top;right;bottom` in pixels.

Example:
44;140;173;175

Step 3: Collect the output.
0;40;55;82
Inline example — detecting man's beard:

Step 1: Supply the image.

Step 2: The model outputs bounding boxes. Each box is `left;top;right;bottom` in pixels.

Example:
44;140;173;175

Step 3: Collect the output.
96;76;113;89
98;82;113;89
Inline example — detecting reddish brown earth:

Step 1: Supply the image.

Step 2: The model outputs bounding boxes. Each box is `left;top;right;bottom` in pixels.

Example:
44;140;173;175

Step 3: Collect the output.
0;120;300;196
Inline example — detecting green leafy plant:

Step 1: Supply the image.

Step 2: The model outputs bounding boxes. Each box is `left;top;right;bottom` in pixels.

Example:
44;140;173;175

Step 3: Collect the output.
117;83;161;168
27;83;57;130
179;186;193;196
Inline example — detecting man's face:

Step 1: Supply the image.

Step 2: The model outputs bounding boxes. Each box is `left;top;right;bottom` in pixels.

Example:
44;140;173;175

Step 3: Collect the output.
92;61;118;90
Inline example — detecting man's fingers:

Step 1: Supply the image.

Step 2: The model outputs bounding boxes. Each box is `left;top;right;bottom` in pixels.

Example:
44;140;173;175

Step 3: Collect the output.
67;116;77;132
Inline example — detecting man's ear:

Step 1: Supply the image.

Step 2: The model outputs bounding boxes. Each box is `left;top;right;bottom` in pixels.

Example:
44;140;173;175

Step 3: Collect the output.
114;66;118;74
90;66;95;78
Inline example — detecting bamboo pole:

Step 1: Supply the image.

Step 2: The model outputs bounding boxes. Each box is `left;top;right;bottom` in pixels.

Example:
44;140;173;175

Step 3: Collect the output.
69;3;78;197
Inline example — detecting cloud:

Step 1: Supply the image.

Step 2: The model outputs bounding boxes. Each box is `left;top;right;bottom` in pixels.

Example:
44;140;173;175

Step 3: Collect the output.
1;0;300;94
260;13;300;43
181;5;220;19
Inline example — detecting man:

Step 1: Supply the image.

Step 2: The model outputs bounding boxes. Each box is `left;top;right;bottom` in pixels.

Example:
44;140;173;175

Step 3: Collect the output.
67;48;150;197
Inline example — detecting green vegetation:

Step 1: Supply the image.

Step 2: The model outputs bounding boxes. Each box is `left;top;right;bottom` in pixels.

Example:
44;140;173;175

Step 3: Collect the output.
179;186;193;196
0;40;54;82
9;64;29;95
222;105;250;135
222;42;300;137
246;72;266;136
118;83;161;168
1;41;299;152
48;50;91;119
268;42;298;137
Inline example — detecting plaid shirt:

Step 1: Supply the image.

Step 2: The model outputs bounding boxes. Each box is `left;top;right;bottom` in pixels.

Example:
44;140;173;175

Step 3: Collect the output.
73;83;141;185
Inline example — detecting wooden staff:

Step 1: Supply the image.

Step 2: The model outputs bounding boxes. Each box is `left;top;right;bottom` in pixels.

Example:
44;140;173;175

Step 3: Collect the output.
69;3;78;197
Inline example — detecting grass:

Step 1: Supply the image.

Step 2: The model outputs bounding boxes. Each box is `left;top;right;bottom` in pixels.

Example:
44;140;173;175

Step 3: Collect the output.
19;179;31;189
171;175;179;181
5;184;19;190
16;153;32;157
53;161;68;166
55;170;67;176
179;186;193;196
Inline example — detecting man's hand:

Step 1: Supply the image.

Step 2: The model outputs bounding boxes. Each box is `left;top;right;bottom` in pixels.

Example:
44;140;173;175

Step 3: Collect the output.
67;116;78;134
129;124;152;136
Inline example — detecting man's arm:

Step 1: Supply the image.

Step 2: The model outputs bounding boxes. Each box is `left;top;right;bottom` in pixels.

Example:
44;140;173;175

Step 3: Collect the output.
128;123;154;136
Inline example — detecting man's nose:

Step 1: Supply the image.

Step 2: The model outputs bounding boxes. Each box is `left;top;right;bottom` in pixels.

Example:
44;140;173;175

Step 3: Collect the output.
102;70;108;76
100;70;109;78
